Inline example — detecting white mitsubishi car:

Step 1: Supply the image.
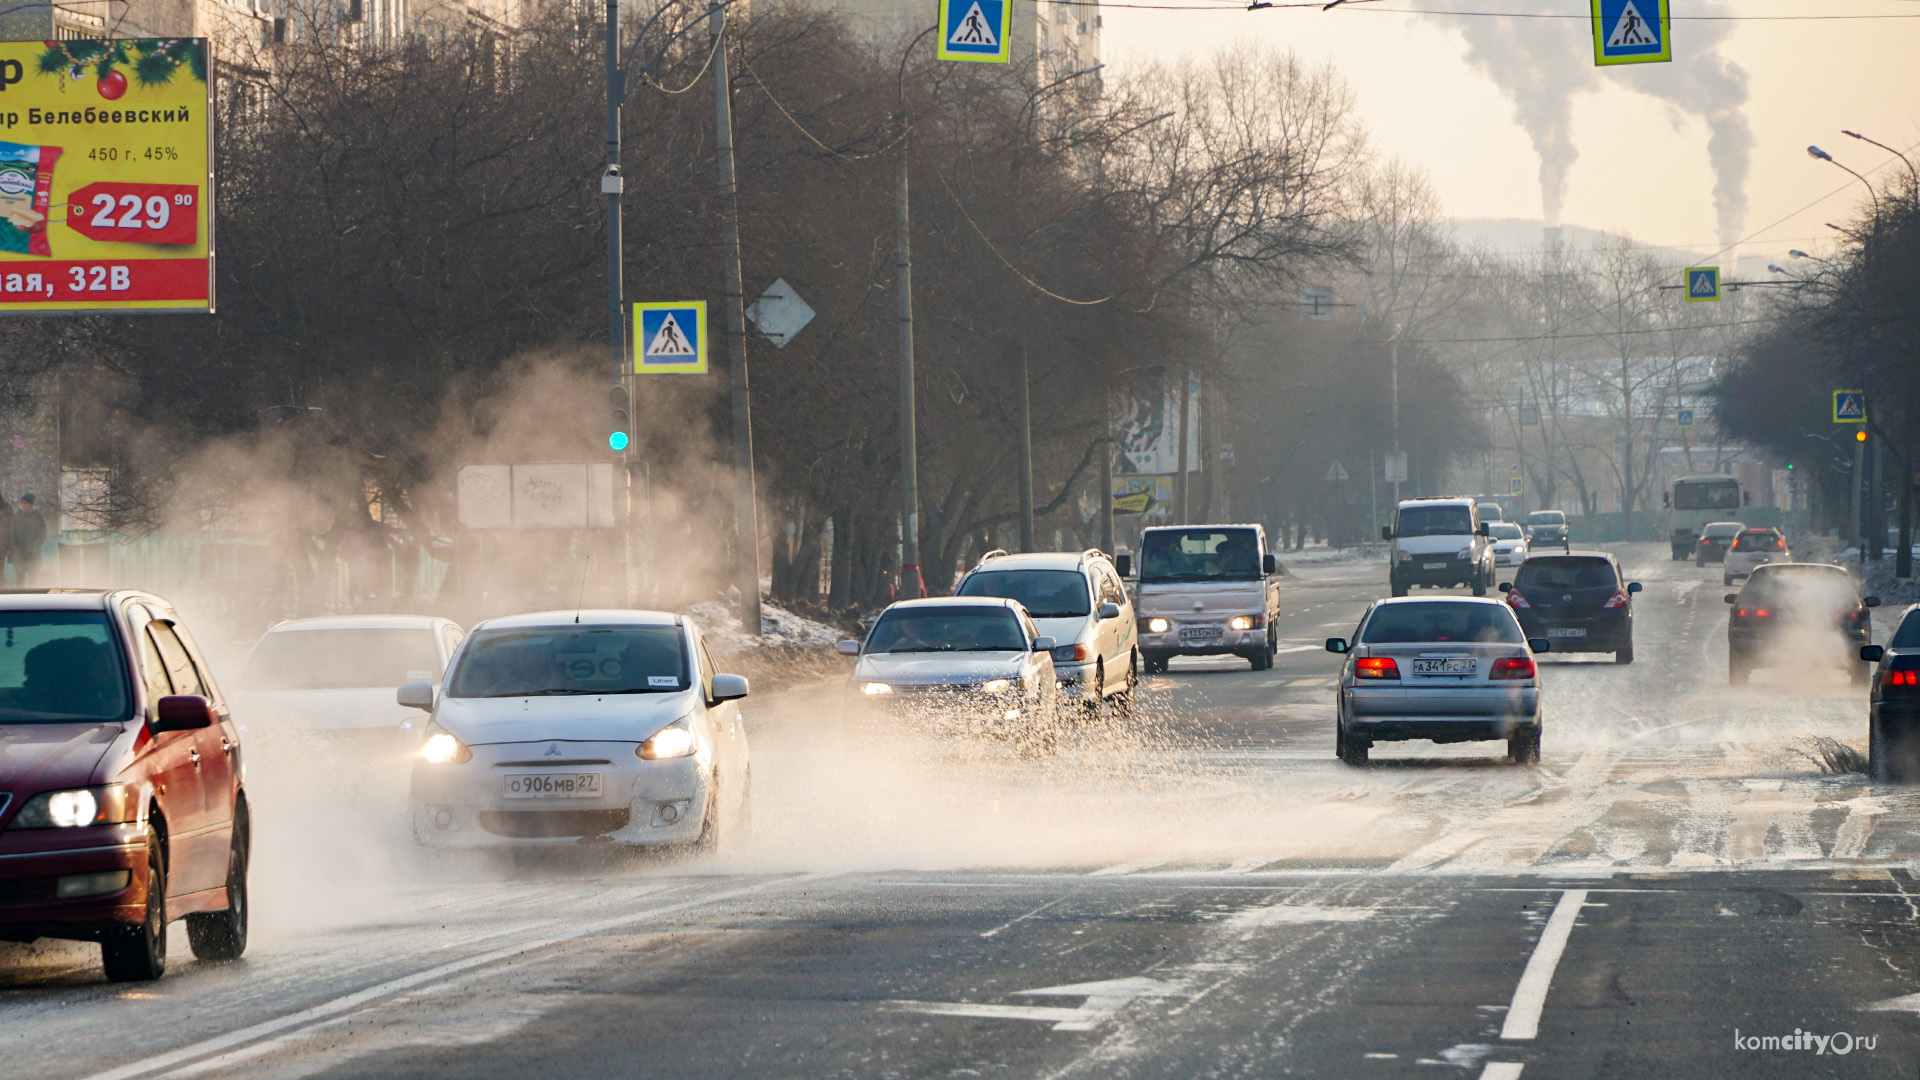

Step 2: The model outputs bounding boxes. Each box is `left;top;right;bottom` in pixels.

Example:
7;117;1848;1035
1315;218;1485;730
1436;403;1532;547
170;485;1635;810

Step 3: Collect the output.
1487;521;1529;570
406;611;751;852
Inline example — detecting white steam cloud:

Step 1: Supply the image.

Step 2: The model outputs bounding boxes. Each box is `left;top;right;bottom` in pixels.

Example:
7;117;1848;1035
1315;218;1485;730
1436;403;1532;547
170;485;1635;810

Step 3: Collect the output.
1449;0;1752;247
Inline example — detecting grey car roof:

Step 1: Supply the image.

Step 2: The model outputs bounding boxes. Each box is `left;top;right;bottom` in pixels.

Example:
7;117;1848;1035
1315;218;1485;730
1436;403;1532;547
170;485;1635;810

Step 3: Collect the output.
1369;595;1511;608
473;609;680;630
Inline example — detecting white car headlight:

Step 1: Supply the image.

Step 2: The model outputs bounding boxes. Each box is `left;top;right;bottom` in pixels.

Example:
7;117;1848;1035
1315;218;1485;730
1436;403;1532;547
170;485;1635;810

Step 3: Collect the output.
860;681;895;696
639;721;698;760
12;785;133;828
1145;618;1169;633
980;679;1012;693
1229;616;1252;631
419;728;472;764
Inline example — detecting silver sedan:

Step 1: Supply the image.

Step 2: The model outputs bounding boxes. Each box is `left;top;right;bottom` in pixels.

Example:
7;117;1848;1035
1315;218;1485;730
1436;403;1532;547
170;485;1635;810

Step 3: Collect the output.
1326;596;1547;765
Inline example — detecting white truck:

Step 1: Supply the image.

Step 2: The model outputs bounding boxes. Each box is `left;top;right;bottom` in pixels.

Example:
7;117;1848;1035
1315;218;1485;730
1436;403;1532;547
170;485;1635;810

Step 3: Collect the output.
1117;524;1281;673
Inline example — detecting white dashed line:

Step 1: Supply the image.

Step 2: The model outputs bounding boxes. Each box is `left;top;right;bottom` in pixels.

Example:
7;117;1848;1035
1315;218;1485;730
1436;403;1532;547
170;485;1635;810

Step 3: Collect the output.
1501;889;1588;1040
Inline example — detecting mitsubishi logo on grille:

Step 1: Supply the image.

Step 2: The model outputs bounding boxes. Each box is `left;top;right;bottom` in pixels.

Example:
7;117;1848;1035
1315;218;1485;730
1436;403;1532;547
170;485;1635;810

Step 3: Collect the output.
544;743;562;756
1562;594;1572;602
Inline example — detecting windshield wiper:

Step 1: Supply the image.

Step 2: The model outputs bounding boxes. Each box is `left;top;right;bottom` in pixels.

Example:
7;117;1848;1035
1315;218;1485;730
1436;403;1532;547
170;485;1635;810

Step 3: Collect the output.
481;687;601;697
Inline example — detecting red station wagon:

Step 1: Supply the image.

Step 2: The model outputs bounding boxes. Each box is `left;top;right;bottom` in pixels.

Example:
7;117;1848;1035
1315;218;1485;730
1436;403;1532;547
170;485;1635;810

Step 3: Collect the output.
0;590;248;981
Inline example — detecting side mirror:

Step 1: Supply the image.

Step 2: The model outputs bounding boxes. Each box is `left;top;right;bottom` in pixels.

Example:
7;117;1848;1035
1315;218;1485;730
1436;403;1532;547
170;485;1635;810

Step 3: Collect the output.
710;673;749;702
1325;638;1348;654
1860;645;1885;664
1380;526;1394;542
1262;553;1277;576
1724;594;1738;604
1627;582;1643;594
397;681;434;710
835;639;861;656
1098;602;1121;621
1498;582;1513;593
1476;522;1490;536
153;695;215;733
1865;596;1883;608
1528;638;1552;654
1032;636;1057;652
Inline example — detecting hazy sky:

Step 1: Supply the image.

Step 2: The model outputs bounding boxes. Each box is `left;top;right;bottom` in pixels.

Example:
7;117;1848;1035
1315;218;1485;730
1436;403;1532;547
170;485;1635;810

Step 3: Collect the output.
1102;0;1920;262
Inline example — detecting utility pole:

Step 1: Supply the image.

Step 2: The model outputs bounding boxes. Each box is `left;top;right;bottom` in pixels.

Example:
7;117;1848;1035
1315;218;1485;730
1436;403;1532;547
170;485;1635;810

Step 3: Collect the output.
895;137;923;598
1099;412;1114;555
1017;342;1035;551
710;2;760;634
1174;366;1191;524
603;0;634;605
1389;337;1401;506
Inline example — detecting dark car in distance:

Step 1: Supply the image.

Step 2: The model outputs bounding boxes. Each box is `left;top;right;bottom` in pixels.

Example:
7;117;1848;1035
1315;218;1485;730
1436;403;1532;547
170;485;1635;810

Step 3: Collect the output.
1695;521;1743;566
1500;552;1640;664
1725;563;1877;685
1525;510;1569;551
0;591;249;981
1861;605;1920;783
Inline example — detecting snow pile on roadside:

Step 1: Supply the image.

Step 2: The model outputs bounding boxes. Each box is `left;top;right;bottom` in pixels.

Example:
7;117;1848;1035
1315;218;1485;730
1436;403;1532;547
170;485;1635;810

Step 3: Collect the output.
1858;558;1920;609
683;597;845;651
1277;545;1388;568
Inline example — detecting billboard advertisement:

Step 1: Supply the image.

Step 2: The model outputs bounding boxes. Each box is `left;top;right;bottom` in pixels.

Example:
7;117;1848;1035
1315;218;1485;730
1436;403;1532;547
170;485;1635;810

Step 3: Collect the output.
0;39;211;313
1113;373;1200;477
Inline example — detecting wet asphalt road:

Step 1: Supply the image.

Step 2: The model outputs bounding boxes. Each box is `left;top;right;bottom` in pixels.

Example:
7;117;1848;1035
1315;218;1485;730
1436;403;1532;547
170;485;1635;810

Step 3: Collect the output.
8;543;1920;1079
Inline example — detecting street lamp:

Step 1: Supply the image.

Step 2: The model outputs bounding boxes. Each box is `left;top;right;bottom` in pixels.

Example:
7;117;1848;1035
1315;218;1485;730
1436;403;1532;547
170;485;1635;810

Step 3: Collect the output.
1808;145;1881;218
1841;129;1919;187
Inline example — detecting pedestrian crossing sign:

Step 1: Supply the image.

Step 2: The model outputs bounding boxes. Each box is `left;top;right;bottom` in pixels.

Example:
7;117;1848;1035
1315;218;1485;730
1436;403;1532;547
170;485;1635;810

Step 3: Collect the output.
1684;266;1720;302
633;301;708;375
1592;0;1670;66
938;0;1010;63
1834;390;1866;424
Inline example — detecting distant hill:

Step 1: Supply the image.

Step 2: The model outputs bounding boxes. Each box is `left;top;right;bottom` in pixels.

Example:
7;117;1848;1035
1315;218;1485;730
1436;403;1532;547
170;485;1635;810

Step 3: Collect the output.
1445;218;1779;279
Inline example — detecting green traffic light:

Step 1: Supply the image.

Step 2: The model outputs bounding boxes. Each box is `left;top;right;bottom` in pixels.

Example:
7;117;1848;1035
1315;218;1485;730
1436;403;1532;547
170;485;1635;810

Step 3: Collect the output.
609;431;630;452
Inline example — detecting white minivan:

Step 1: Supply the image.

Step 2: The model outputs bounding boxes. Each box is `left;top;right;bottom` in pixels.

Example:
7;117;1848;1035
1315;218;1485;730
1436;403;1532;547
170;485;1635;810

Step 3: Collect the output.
1383;497;1494;598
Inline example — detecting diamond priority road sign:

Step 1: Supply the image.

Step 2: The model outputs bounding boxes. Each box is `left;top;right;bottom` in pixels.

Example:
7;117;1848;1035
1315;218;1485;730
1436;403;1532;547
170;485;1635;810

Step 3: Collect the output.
633;300;707;375
1592;0;1670;66
745;277;815;348
938;0;1011;63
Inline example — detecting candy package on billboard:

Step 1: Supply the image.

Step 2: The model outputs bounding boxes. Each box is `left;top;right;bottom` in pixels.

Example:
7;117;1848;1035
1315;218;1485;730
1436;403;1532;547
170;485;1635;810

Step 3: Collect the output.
0;142;61;257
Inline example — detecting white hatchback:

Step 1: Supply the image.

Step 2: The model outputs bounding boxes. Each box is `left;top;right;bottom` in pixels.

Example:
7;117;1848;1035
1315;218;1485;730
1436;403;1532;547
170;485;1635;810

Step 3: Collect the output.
406;610;751;851
1487;522;1529;569
1723;528;1789;586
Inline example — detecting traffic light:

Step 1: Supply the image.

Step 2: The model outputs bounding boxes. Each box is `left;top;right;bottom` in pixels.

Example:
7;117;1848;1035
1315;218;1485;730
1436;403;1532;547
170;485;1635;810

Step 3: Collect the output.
608;383;631;452
1856;429;1869;443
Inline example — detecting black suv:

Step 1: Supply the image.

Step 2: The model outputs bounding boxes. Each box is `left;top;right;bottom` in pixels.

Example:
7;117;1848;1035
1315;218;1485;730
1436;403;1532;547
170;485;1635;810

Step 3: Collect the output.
1500;552;1640;664
1725;563;1877;685
1861;605;1920;782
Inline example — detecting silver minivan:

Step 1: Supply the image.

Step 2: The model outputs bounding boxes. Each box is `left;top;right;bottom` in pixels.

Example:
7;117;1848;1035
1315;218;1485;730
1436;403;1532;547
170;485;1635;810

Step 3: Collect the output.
1326;596;1548;765
954;550;1137;715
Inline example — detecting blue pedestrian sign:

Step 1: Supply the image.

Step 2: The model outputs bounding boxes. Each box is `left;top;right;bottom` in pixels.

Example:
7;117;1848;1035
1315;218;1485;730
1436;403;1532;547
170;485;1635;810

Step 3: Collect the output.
938;0;1010;63
1684;266;1720;302
633;300;708;375
1592;0;1670;66
1834;390;1867;424
1676;408;1694;428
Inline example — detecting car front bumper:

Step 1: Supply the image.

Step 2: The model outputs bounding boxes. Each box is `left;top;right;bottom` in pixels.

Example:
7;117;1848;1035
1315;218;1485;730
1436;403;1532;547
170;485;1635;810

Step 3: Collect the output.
846;689;1053;733
1138;625;1267;657
411;740;712;849
0;826;149;939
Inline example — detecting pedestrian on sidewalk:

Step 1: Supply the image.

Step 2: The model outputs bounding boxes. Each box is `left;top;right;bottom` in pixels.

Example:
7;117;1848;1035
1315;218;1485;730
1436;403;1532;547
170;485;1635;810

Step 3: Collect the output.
10;492;46;586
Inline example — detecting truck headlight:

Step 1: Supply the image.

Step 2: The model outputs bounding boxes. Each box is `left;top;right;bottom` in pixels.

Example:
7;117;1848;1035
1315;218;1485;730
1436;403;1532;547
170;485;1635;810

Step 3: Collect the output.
1145;618;1169;633
980;679;1012;693
1229;616;1252;631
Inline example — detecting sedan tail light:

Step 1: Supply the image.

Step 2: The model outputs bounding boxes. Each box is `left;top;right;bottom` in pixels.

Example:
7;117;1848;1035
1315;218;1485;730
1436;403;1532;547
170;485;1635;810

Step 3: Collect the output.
1883;660;1920;698
1355;657;1400;680
1601;589;1630;609
1490;656;1536;680
1736;608;1769;619
1506;589;1531;609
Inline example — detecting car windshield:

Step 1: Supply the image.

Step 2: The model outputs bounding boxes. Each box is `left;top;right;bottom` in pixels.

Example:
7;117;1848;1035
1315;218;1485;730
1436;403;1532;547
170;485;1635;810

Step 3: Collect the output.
239;628;444;690
1516;558;1618;591
447;626;688;698
1488;523;1524;541
866;607;1027;652
957;569;1091;618
1739;568;1859;610
1138;529;1261;583
1361;603;1523;645
1527;511;1565;526
0;612;130;723
1675;480;1741;510
1735;532;1785;552
1395;505;1473;537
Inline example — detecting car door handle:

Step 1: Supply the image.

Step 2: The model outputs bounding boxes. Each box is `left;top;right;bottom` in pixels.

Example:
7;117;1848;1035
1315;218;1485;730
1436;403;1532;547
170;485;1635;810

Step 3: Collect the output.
221;737;233;757
188;747;201;768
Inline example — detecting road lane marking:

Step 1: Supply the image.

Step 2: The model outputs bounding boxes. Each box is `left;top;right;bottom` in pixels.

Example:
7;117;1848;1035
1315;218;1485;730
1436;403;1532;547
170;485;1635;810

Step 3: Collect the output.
76;876;822;1080
1087;860;1161;876
1479;1065;1525;1080
980;897;1064;938
891;976;1180;1031
1500;889;1588;1040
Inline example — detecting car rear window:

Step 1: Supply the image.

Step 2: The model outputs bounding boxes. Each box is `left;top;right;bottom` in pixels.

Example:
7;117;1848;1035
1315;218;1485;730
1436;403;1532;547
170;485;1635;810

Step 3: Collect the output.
1360;603;1523;645
1735;532;1784;551
1703;522;1743;538
1515;557;1618;591
1488;523;1524;540
1395;505;1473;537
866;607;1027;653
239;628;444;691
1740;567;1858;608
1892;611;1920;650
447;626;689;698
957;570;1091;618
0;612;130;722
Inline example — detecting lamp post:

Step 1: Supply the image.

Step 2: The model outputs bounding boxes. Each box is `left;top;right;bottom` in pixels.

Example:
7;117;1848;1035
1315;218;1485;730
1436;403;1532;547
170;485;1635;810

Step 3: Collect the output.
1809;143;1881;563
1841;129;1919;187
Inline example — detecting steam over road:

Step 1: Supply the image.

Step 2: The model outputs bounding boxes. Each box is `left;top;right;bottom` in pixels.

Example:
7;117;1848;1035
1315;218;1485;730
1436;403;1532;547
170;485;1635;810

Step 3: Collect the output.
8;544;1920;1078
